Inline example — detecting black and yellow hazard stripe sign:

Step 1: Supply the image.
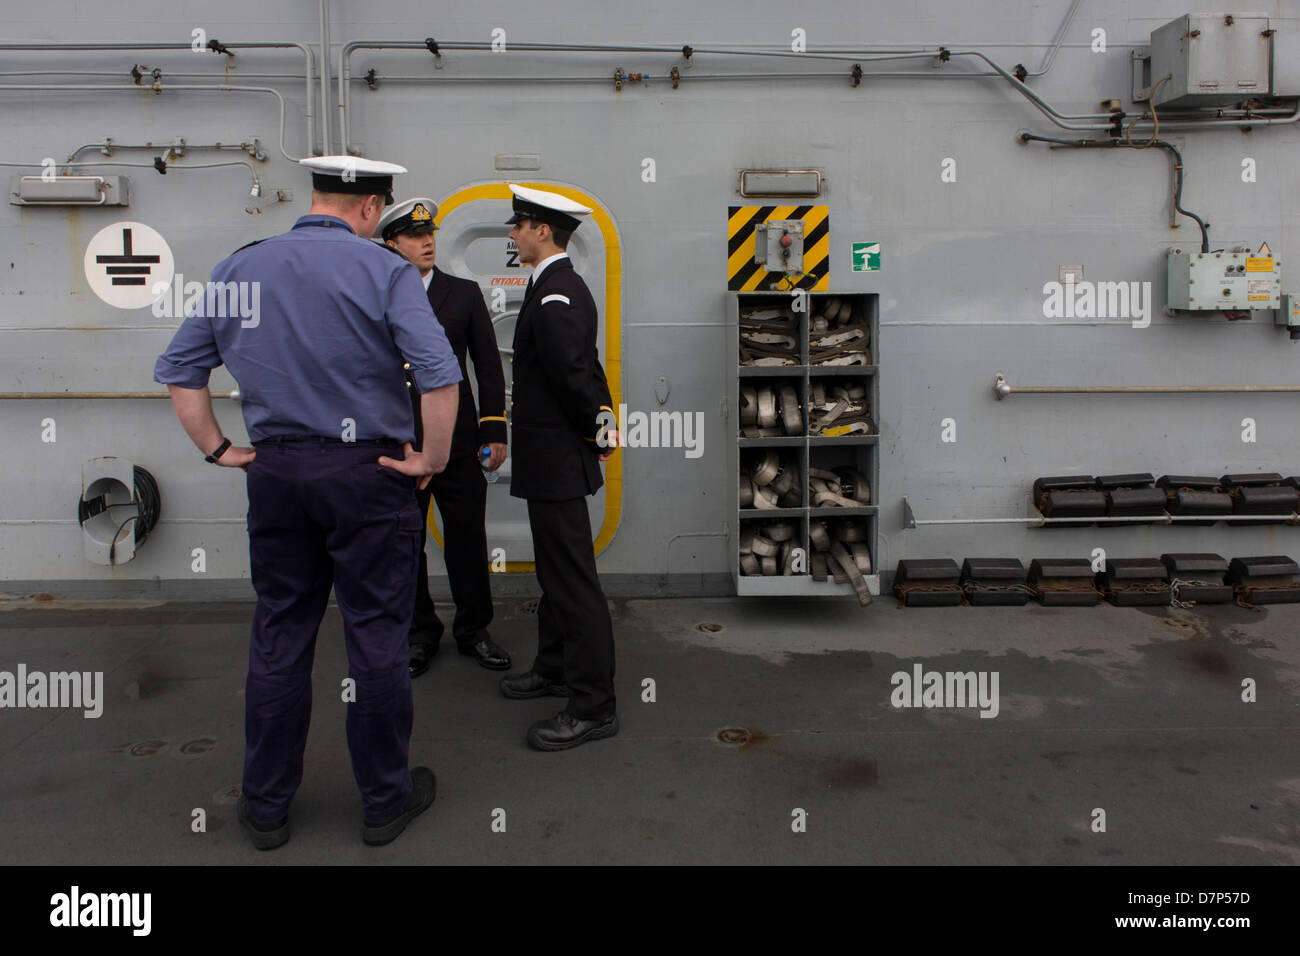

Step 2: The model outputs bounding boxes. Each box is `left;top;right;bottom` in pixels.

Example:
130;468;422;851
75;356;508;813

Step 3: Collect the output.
728;205;829;291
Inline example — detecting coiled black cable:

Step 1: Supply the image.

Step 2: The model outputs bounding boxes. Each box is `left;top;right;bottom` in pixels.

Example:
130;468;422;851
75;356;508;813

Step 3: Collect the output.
77;465;162;563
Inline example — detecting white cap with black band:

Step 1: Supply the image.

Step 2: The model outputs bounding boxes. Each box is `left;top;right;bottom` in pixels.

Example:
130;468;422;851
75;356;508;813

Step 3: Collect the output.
299;155;407;205
504;183;592;231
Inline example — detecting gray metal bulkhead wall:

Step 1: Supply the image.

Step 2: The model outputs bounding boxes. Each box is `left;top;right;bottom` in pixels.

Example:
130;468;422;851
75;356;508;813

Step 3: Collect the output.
1;0;1297;596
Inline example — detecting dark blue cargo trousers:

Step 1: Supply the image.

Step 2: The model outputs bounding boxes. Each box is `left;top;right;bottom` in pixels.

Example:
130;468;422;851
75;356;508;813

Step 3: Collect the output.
241;436;422;826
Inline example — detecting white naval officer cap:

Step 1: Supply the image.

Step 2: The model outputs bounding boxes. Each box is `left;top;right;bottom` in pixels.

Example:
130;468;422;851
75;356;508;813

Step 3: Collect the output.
299;155;407;205
378;197;439;241
505;184;592;231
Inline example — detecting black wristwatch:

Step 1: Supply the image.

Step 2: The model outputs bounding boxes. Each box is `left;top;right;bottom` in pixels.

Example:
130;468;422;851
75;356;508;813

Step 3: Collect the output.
205;438;232;464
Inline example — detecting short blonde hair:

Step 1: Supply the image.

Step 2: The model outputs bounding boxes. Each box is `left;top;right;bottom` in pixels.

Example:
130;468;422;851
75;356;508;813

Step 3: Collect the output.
311;189;379;211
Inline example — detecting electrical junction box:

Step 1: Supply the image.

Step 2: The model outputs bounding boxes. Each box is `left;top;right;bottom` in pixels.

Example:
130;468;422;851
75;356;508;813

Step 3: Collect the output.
1276;293;1300;338
754;218;804;274
1167;249;1281;311
1273;30;1300;96
1149;13;1271;108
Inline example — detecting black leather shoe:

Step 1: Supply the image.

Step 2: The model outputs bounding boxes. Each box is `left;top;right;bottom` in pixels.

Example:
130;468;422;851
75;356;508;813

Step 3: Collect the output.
408;641;437;678
526;710;619;752
362;766;436;846
237;796;289;851
459;639;512;670
499;670;570;699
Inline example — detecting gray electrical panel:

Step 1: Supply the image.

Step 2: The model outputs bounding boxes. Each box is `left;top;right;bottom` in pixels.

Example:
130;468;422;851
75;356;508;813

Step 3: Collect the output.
753;219;805;274
1273;29;1300;96
1167;248;1282;311
1276;293;1300;338
1149;13;1271;108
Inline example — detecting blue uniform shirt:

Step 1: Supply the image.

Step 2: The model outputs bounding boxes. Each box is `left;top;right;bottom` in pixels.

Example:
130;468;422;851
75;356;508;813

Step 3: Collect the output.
154;214;462;442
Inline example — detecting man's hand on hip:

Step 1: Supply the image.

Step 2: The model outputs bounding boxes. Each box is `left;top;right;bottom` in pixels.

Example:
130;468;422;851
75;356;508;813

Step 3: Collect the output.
378;443;444;490
215;445;256;470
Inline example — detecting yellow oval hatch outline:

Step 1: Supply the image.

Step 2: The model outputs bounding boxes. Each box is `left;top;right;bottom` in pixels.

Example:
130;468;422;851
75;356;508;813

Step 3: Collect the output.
426;180;624;573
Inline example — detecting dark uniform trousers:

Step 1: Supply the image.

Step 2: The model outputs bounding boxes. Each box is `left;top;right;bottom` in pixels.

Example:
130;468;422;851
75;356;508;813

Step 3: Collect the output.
242;436;420;826
406;266;505;651
510;257;617;722
411;454;492;649
527;497;616;720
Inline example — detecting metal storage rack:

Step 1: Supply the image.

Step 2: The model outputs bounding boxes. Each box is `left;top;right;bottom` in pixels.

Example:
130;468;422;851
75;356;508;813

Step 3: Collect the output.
727;291;881;597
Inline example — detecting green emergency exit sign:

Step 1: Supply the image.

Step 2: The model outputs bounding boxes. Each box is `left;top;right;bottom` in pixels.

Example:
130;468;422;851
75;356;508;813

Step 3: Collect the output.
851;242;880;272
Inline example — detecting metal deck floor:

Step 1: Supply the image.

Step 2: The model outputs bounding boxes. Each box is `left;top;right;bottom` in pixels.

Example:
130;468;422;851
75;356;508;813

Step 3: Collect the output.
1;595;1297;865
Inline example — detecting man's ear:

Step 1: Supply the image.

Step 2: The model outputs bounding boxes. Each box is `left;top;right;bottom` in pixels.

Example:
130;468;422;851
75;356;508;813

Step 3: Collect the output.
537;222;552;244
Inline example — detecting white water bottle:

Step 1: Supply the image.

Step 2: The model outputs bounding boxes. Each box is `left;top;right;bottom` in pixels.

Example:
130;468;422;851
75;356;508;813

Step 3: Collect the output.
481;446;499;483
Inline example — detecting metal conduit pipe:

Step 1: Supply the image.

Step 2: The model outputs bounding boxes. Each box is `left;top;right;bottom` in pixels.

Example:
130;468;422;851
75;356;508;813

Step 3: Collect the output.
340;23;1084;65
346;68;1297;125
944;48;1112;122
337;42;957;150
0;41;306;50
849;46;1300;132
65;141;267;165
355;48;1290;141
0;159;261;193
933;516;1300;525
948;47;1300;130
9;61;1142;80
951;45;1300;130
318;0;332;154
1027;0;1082;77
327;0;1071;133
0;41;318;154
359;64;1286;120
993;374;1300;400
347;69;1296;131
337;30;1293;150
1118;103;1300;133
334;6;1089;154
0;71;311;79
901;507;1300;528
353;70;972;84
762;0;1083;77
0;84;304;161
338;48;975;152
348;39;937;57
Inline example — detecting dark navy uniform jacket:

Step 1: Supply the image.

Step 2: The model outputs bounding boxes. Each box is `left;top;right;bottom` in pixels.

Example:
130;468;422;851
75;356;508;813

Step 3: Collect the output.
154;214;462;442
406;266;507;460
509;255;612;501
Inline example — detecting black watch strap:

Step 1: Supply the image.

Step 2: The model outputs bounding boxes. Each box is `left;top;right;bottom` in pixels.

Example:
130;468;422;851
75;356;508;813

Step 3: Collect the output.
205;438;232;463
